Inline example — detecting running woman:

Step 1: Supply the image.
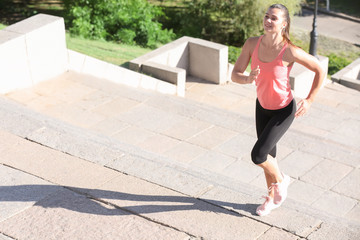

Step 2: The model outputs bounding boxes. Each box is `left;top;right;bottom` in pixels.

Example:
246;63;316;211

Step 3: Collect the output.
231;4;325;216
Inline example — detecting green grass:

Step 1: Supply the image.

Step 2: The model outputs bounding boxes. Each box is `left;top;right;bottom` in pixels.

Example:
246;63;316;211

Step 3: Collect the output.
0;23;6;30
65;33;152;67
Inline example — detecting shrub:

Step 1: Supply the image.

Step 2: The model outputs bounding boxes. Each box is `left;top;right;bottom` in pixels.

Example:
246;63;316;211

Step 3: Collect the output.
64;0;175;48
327;53;351;75
166;0;302;46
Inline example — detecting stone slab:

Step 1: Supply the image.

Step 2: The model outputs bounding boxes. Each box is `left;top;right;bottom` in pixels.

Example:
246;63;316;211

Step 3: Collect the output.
332;168;360;200
86;173;270;240
279;150;324;179
311;191;358;217
307;222;360;240
0;165;58;222
258;227;299;240
300;159;353;189
200;186;322;238
0;188;190;240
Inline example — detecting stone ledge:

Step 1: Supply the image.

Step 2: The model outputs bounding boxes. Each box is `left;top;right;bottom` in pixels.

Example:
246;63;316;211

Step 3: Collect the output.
331;58;360;91
130;36;229;96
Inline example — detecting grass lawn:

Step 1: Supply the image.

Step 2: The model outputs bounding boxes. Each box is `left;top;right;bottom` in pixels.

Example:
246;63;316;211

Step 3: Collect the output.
65;33;152;67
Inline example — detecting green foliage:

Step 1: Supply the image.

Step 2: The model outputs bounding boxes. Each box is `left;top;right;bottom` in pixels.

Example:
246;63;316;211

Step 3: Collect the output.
327;53;352;75
228;46;242;64
64;0;175;48
163;0;302;46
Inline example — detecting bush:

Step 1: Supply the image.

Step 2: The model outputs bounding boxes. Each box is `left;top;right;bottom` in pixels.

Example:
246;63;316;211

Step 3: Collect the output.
164;0;302;46
327;53;351;75
64;0;175;48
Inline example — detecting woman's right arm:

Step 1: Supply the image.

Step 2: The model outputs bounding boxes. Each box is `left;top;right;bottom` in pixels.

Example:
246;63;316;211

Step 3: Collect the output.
231;37;259;84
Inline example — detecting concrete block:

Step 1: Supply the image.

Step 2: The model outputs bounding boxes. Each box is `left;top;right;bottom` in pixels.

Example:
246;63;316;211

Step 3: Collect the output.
119;68;142;88
142;62;186;85
189;40;228;84
67;49;85;72
331;58;360;91
155;78;179;96
290;55;328;98
6;14;68;84
0;31;32;93
168;42;189;68
82;55;109;79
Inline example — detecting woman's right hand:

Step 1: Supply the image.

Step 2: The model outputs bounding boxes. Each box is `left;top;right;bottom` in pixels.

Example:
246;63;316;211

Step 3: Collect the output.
248;65;260;83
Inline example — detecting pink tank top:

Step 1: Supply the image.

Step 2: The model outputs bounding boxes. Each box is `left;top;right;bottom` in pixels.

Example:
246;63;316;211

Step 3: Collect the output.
251;35;293;110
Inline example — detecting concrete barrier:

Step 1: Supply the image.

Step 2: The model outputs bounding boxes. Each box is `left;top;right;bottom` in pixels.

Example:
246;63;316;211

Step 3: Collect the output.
331;58;360;91
0;14;68;93
130;36;229;96
290;55;329;98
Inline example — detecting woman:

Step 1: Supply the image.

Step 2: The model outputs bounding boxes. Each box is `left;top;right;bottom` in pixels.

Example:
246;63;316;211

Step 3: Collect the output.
231;4;324;216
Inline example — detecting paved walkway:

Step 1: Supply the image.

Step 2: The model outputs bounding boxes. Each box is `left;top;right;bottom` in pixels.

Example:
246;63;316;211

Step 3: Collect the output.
293;8;360;45
1;69;359;239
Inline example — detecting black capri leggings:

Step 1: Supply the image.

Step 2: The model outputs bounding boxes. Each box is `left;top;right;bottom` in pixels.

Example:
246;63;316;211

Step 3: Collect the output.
251;99;296;165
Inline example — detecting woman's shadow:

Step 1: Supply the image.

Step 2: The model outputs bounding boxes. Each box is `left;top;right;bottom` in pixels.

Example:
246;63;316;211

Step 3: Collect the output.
0;184;259;217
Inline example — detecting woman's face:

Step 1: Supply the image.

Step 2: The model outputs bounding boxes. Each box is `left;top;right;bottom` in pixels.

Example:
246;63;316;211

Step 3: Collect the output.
263;8;286;33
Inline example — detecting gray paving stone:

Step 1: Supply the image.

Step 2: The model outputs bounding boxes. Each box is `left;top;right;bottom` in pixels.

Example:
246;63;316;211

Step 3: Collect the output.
258;227;298;240
221;159;262;183
307;222;360;240
287;180;325;205
279;150;323;179
0;188;190;240
112;125;156;145
190;151;236;174
300;159;353;189
345;203;360;224
88;117;129;136
162;117;212;140
163;141;208;164
91;96;142;118
136;133;182;154
0;233;13;240
311;191;358;217
0;165;58;222
332;168;360;200
200;186;322;238
72;89;118;110
87;173;270;240
186;125;238;149
26;126;125;166
214;133;257;159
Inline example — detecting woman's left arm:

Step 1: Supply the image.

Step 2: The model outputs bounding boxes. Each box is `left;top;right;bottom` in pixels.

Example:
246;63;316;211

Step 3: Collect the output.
290;46;325;117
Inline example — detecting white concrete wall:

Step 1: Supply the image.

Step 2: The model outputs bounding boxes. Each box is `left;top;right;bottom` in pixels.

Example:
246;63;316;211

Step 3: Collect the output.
0;14;68;93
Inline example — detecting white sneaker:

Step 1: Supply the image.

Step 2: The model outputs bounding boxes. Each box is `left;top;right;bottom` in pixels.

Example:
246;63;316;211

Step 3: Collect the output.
272;173;290;205
256;196;279;216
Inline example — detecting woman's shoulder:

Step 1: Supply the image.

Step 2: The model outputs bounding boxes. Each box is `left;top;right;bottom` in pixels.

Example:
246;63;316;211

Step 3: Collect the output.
243;36;261;53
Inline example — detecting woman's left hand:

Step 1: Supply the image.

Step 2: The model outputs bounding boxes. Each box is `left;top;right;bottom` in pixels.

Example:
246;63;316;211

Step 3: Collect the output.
295;99;311;117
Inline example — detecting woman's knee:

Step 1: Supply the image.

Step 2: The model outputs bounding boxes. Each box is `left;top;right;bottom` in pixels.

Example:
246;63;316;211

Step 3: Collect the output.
251;146;267;165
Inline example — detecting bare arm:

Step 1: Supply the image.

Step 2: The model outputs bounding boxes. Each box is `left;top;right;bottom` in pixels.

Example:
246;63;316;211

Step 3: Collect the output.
290;46;325;117
231;38;259;84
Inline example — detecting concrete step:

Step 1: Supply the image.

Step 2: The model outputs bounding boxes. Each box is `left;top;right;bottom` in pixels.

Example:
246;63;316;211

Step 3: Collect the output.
1;71;360;239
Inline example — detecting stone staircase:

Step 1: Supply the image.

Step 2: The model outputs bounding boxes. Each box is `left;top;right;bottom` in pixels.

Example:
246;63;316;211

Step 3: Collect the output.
2;70;360;239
